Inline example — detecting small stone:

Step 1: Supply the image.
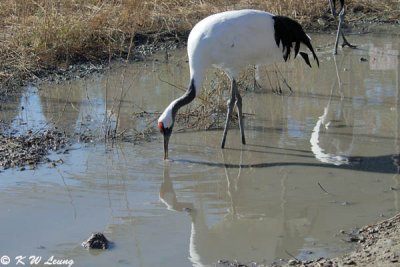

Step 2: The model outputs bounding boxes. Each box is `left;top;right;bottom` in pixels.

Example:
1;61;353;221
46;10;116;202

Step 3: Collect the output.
288;259;300;265
82;232;110;249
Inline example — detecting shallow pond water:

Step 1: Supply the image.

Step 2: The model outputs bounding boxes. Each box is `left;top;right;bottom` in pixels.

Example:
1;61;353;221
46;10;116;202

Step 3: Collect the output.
0;32;399;267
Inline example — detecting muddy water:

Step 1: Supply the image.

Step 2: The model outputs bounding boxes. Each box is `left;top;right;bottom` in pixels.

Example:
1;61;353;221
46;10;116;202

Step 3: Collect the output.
0;32;399;267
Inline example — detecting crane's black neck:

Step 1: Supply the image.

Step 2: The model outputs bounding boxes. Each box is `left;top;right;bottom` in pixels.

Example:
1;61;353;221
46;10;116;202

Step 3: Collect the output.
171;79;196;119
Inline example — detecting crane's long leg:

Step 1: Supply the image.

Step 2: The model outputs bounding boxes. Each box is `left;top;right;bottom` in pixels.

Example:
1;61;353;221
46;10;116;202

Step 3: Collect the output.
333;9;343;54
329;0;337;17
333;7;356;55
235;83;246;145
341;31;356;49
221;79;237;148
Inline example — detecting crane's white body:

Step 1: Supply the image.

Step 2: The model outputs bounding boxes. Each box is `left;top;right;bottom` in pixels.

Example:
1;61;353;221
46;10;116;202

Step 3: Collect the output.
158;9;319;159
188;9;283;95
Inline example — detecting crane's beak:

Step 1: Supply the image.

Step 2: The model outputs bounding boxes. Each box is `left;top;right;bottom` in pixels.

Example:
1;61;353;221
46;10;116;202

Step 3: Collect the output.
163;134;170;160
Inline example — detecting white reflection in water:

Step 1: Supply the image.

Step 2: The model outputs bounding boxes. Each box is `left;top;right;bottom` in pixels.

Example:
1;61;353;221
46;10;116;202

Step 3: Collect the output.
11;85;50;134
310;106;350;166
310;40;399;166
310;54;351;166
74;81;107;133
369;43;398;71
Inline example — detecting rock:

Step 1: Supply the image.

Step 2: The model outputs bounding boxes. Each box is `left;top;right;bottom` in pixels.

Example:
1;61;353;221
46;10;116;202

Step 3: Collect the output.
344;259;356;265
82;232;110;249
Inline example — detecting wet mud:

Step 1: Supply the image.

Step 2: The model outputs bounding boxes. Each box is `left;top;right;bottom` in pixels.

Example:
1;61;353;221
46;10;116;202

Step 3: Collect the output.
0;129;68;170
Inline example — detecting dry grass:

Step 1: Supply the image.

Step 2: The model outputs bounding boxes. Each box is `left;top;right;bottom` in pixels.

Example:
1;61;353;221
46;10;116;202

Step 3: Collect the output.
175;67;264;131
0;0;398;93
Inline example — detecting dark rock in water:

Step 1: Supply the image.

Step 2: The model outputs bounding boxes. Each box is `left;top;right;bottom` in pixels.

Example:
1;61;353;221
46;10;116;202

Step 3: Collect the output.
82;232;110;249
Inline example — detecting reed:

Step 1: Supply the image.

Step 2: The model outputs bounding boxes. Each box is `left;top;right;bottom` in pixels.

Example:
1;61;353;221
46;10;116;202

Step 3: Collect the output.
0;0;398;93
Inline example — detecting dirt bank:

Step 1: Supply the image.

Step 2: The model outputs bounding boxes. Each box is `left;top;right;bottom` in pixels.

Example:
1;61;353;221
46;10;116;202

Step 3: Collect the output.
217;214;400;267
275;214;400;267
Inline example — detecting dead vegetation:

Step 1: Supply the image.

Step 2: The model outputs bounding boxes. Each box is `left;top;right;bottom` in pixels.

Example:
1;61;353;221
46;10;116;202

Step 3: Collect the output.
0;129;68;170
173;67;264;132
0;0;398;94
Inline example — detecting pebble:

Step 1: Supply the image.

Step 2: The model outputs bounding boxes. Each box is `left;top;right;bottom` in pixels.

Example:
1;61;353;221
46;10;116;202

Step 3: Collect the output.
82;232;110;250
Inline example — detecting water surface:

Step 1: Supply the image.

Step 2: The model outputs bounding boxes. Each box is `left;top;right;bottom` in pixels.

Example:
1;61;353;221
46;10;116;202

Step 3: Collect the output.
0;32;399;267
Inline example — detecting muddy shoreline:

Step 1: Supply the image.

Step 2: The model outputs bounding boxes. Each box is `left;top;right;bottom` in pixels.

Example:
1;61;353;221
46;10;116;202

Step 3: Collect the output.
0;17;400;266
220;213;400;267
268;213;400;267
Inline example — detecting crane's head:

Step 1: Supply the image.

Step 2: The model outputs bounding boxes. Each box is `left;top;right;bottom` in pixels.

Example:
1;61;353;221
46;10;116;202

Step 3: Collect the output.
158;107;175;160
157;79;197;160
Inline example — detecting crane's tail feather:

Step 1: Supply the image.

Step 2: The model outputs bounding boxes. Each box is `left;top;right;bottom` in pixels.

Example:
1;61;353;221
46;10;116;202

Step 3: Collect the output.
273;16;319;68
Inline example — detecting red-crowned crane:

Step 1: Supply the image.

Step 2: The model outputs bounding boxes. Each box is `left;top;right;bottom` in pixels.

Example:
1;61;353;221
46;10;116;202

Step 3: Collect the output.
157;9;319;160
329;0;356;54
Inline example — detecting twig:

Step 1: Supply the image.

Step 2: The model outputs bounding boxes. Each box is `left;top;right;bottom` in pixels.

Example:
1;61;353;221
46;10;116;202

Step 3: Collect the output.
266;68;274;92
274;69;282;94
157;74;209;103
318;182;334;195
285;250;301;263
157;75;186;91
274;64;293;93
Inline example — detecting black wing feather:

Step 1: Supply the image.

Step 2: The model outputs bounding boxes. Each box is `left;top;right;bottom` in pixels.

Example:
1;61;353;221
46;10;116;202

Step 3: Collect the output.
299;52;311;68
273;16;319;67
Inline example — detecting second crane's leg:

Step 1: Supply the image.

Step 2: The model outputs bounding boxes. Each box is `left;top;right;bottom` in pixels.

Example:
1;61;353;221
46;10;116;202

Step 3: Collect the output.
333;10;342;55
328;0;337;17
221;79;237;149
339;7;356;49
234;80;246;145
334;7;356;54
